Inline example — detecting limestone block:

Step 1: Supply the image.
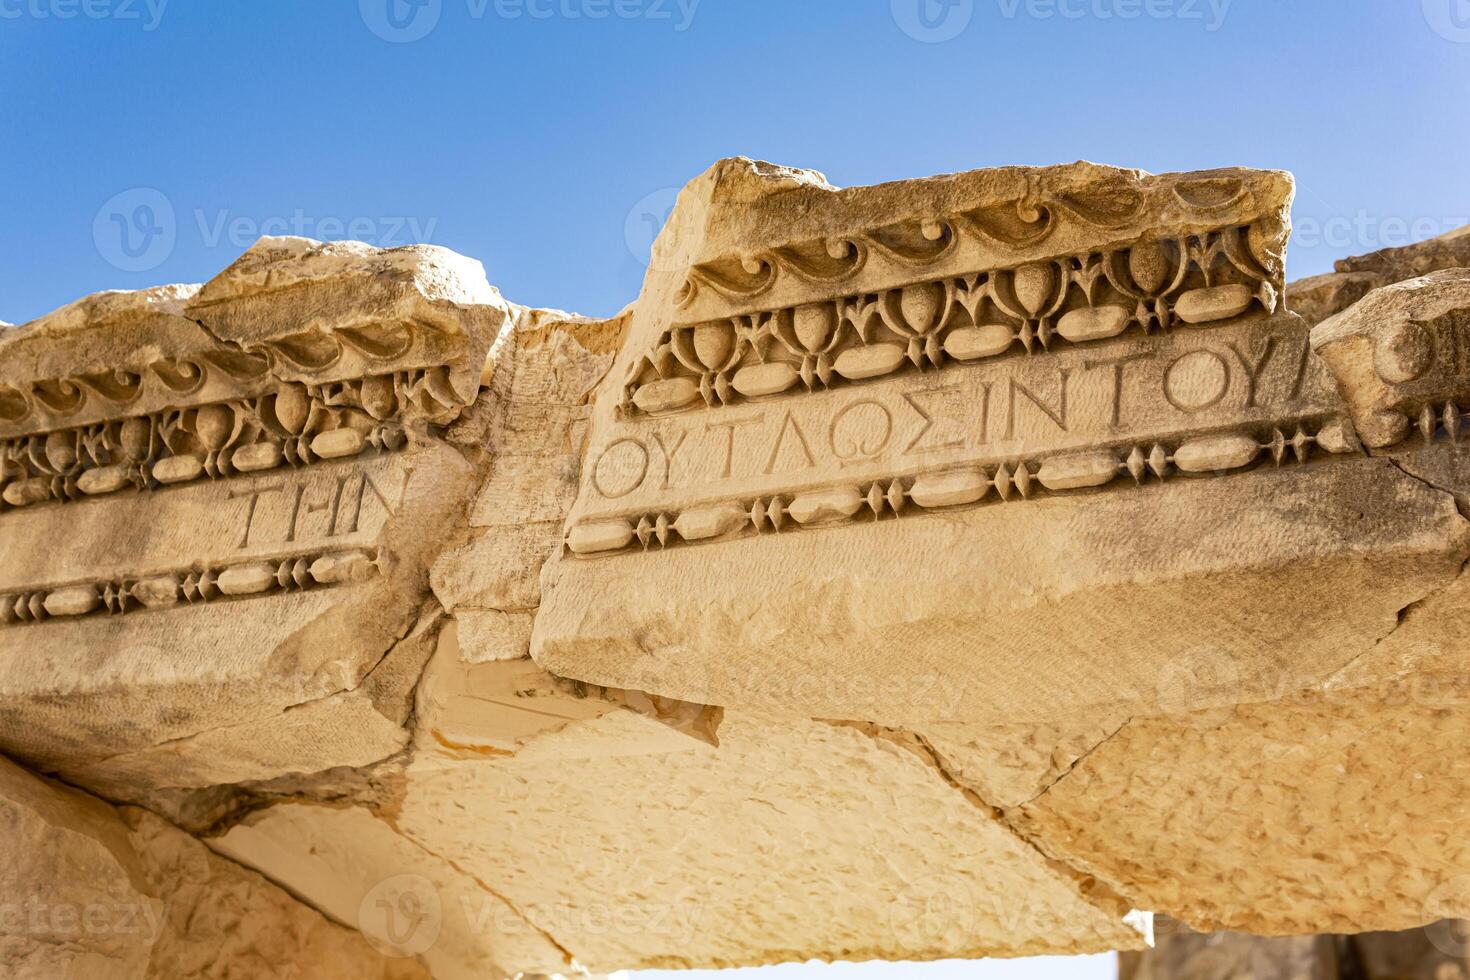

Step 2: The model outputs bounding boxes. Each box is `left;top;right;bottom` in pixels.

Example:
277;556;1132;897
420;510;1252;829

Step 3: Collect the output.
1287;270;1379;326
127;806;430;980
1312;269;1470;447
214;624;1142;975
430;309;620;662
0;755;161;978
1335;224;1470;281
533;158;1467;728
0;754;425;979
0;237;510;796
1008;264;1470;939
1018;687;1470;936
1288;223;1470;326
390;708;1146;972
212;803;567;980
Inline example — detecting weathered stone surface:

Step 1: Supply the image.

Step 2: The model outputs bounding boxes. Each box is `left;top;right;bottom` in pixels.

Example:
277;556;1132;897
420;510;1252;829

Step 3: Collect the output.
12;158;1470;976
1121;917;1470;979
1287;269;1380;327
0;237;509;798
532;158;1470;733
1018;686;1470;936
0;754;426;979
1288;223;1470;325
209;291;1148;972
0;755;161;977
213;801;568;980
1312;269;1470;448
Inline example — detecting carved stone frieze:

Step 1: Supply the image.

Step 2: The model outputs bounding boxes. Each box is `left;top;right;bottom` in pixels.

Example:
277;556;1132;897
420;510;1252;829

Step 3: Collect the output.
1312;268;1470;447
0;547;377;627
627;224;1281;416
0;236;510;797
672;166;1290;323
534;158;1470;736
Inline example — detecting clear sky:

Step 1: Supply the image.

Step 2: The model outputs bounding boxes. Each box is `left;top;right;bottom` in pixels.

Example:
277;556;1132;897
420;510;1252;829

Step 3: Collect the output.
1;0;1467;328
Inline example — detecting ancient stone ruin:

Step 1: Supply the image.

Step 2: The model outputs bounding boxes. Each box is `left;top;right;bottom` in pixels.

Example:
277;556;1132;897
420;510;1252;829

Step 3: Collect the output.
3;158;1470;978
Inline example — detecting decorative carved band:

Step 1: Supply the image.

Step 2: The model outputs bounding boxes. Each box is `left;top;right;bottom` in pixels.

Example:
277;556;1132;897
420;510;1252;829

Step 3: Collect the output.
563;412;1379;558
0;370;448;512
0;323;466;441
624;225;1278;417
0;547;378;627
673;170;1282;319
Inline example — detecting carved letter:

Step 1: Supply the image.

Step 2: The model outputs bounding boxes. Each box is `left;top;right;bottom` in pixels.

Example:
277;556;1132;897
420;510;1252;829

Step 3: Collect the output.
592;438;650;499
902;386;965;455
1164;350;1231;413
763;411;816;475
335;468;411;536
231;481;284;549
1227;337;1278;408
651;430;690;490
705;416;761;481
829;400;893;463
1006;370;1072;439
1085;352;1151;427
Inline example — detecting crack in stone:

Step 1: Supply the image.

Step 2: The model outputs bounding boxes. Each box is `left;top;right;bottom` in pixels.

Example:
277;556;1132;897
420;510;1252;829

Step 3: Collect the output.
388;821;581;970
825;720;1141;919
1016;715;1135;807
1321;457;1470;688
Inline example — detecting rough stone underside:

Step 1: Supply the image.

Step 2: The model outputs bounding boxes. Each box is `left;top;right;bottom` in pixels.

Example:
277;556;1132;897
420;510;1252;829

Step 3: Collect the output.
2;159;1470;978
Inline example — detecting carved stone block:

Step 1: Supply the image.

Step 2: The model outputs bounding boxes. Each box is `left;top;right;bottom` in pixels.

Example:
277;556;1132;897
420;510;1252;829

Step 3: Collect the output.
534;158;1466;729
0;237;509;797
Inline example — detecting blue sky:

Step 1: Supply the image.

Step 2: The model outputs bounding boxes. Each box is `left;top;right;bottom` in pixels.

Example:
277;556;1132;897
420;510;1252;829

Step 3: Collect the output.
1;0;1467;328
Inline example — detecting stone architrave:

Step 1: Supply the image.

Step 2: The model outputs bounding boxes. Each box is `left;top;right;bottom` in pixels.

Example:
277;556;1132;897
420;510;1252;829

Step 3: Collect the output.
534;159;1465;730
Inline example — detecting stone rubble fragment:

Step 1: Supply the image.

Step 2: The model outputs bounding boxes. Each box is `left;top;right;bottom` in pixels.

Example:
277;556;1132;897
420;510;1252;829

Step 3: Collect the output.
0;755;427;979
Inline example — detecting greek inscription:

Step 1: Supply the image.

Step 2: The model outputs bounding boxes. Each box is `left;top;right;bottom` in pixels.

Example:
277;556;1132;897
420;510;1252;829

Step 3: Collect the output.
1085;352;1152;427
763;411;816;475
1164;350;1231;413
902;386;966;455
233;467;409;550
1005;370;1073;439
651;430;690;490
706;416;761;481
1227;337;1278;408
592;438;650;498
829;400;893;463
